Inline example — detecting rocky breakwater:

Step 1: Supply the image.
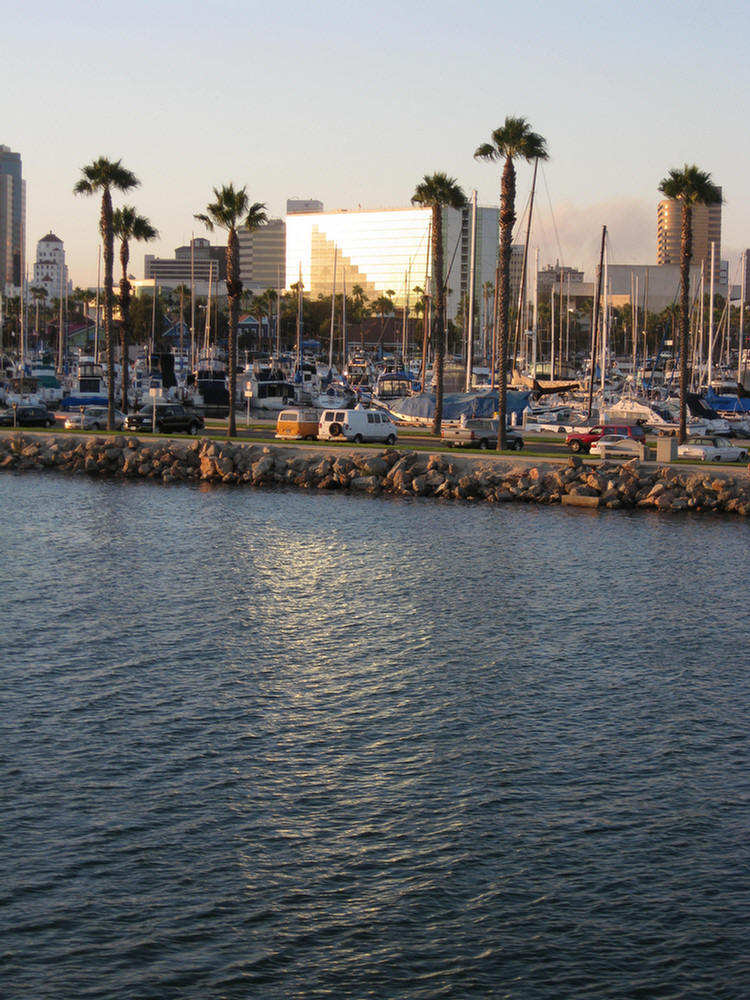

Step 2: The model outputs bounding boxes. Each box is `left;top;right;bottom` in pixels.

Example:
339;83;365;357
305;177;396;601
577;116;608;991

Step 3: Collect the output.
2;432;750;515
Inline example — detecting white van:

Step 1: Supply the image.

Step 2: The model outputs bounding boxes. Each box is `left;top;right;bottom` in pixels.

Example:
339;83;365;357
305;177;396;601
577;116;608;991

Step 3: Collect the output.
318;405;398;445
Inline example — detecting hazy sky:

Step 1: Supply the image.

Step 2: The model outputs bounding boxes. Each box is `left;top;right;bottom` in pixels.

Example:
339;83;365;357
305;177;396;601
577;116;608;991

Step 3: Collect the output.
4;0;749;288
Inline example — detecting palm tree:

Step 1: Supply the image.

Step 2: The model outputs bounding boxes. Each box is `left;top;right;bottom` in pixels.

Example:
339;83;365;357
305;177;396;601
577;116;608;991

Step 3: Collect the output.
412;172;466;434
257;288;278;354
370;291;395;350
658;165;723;443
74;157;139;429
195;184;267;437
112;206;159;413
29;285;48;341
475;117;548;448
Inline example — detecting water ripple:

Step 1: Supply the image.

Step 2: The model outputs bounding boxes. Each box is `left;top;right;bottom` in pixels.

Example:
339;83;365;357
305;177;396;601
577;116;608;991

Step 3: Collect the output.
2;476;749;998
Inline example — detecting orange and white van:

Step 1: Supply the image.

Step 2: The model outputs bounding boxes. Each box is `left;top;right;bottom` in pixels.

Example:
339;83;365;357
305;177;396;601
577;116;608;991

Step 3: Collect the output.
275;408;319;441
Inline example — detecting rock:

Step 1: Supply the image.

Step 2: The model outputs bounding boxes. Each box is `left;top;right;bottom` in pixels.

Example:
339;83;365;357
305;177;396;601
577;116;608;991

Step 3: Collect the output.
350;475;380;492
252;455;275;478
360;455;390;478
2;431;749;517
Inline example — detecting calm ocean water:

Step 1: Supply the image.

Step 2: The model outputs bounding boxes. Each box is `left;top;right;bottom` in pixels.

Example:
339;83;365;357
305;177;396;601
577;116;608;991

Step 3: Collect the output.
2;472;749;999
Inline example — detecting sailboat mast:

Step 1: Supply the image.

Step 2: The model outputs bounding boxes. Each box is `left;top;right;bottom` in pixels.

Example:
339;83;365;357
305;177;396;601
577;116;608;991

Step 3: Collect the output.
190;235;195;371
558;268;564;376
341;268;347;368
601;250;608;397
151;279;158;359
296;263;302;372
402;265;411;367
739;250;746;386
514;159;539;360
58;262;65;372
94;244;101;366
204;264;212;355
420;222;431;394
329;246;337;370
179;284;184;381
587;226;606;417
550;285;555;381
465;189;478;392
632;274;638;376
531;248;538;380
708;241;716;387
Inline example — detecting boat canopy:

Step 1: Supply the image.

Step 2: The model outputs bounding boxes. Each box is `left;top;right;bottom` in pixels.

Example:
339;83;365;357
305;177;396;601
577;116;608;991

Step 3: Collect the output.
703;388;750;413
384;390;531;422
686;393;724;420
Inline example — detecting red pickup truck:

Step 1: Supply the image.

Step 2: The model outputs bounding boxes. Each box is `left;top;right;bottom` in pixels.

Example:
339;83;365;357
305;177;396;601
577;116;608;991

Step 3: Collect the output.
565;424;646;454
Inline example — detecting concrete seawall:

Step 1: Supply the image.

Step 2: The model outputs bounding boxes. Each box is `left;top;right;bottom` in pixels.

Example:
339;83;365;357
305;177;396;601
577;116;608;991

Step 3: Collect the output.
2;431;750;515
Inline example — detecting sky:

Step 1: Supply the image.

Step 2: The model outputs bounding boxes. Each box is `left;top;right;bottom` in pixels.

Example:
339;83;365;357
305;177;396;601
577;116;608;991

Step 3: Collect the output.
4;0;750;289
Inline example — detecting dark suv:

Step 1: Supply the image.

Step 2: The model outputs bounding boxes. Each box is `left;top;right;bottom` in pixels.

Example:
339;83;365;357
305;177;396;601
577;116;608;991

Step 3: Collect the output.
0;403;56;428
566;423;646;454
123;403;204;436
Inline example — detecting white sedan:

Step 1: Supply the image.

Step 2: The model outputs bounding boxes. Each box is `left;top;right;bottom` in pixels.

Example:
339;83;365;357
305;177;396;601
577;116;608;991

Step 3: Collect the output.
63;405;126;431
589;435;646;458
677;436;747;462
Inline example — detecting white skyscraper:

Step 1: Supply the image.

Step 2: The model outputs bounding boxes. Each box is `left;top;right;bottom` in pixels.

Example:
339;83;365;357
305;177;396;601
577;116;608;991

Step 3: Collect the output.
33;232;70;303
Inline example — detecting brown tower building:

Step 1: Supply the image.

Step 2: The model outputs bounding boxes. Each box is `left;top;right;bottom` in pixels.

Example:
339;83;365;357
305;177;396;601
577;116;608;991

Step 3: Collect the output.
657;191;722;285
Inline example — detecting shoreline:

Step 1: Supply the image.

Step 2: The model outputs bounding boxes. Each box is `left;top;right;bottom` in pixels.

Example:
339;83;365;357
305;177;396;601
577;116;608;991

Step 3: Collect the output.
2;431;750;515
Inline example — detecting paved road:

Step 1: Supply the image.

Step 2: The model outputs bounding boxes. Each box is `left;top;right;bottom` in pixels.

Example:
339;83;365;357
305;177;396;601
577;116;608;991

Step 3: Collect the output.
18;411;748;468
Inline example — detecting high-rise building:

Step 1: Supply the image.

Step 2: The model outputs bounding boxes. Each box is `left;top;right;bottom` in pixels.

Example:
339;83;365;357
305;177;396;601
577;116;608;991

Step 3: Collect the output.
238;219;285;292
285;204;500;321
287;198;323;215
32;232;70;302
0;144;26;294
537;262;585;295
144;238;225;292
657;192;722;285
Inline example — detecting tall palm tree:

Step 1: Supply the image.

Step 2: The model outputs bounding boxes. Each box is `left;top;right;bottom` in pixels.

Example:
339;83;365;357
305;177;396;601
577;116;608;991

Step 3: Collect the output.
370;291;395;350
475;117;548;448
112;206;159;413
658;165;722;443
74;157;139;429
259;288;278;355
412;173;466;434
195;184;267;437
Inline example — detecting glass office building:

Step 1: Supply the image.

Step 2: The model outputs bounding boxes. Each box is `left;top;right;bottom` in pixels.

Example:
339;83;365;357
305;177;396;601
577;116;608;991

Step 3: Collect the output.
285;205;500;320
0;144;25;294
286;207;432;310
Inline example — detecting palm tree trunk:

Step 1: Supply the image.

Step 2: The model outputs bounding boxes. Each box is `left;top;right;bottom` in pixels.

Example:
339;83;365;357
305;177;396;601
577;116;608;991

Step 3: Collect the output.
432;207;445;435
497;156;517;449
226;230;241;438
119;241;130;414
101;188;116;429
678;205;692;444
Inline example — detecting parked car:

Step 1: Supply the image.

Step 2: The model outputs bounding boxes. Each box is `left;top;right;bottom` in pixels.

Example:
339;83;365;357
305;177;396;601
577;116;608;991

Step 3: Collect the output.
0;403;56;428
123;402;204;435
589;434;647;459
63;405;125;431
441;418;523;450
566;423;647;454
677;436;748;462
318;406;398;444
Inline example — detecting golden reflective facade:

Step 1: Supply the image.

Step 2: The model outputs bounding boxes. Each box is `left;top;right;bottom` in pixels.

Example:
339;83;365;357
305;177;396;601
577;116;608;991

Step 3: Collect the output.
286;208;433;310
